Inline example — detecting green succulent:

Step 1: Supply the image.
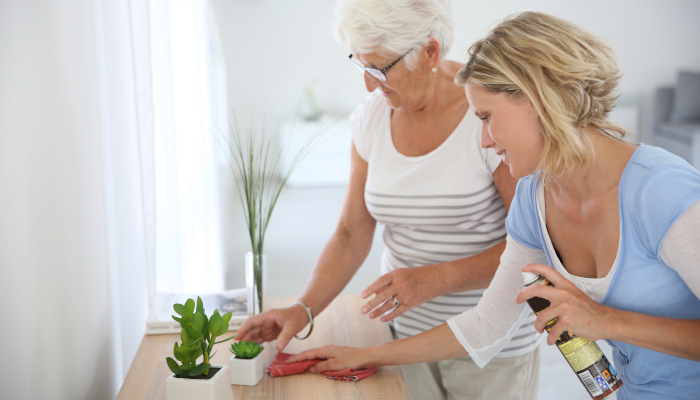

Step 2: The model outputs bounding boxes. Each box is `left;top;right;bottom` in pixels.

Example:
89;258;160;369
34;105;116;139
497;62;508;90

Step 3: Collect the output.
230;340;265;359
165;297;236;378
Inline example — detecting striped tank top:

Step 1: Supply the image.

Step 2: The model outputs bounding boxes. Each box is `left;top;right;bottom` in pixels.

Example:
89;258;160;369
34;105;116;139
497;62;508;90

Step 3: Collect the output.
352;91;538;358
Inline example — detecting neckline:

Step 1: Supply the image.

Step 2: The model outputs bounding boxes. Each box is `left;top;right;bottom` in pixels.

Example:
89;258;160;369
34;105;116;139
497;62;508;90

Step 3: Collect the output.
383;100;471;162
535;182;620;302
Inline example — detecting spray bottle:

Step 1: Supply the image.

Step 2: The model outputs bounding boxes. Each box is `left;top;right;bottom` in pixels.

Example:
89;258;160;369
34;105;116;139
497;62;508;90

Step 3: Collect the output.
523;272;622;399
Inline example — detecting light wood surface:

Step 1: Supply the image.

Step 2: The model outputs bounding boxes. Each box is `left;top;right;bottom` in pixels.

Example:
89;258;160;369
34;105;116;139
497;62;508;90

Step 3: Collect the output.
117;294;409;400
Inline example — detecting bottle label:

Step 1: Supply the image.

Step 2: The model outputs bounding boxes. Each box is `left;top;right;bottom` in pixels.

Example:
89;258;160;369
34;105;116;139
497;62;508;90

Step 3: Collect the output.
576;355;622;399
559;337;603;372
523;273;623;399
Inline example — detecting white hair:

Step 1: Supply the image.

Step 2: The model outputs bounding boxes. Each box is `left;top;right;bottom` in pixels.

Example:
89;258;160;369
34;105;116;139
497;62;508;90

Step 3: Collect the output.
333;0;454;70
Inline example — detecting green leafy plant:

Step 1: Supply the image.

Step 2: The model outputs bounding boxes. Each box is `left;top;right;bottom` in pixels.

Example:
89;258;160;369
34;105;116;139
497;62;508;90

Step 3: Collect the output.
165;297;237;378
230;340;265;359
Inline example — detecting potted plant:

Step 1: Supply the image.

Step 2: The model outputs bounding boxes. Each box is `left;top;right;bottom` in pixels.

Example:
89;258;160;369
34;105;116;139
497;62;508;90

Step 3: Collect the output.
228;340;273;386
165;296;237;400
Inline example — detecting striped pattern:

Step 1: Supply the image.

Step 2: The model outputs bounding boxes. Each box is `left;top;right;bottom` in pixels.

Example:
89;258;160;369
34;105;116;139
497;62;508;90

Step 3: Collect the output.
353;90;540;358
368;189;538;357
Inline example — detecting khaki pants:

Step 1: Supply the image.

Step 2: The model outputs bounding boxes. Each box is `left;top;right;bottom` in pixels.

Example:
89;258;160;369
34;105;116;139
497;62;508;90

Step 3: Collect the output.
400;346;540;400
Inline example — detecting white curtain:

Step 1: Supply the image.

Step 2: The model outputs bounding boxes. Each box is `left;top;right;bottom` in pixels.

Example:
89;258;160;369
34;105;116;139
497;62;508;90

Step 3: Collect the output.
0;0;152;398
151;0;227;295
97;0;154;394
0;0;226;397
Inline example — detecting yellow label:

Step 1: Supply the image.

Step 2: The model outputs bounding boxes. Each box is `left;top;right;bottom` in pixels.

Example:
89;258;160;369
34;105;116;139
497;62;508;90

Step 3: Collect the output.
558;337;603;372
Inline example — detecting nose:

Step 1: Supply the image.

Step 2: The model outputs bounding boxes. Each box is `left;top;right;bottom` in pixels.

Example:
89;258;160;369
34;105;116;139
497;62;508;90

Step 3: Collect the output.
364;72;383;92
480;125;494;149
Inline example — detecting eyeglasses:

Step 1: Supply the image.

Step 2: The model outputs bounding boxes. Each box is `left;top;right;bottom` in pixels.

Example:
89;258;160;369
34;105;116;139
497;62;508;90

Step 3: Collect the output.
348;51;411;82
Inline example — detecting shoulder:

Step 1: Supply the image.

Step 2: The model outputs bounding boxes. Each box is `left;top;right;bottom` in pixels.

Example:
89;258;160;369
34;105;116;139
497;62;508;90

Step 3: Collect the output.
505;173;543;249
624;145;700;208
622;145;700;250
350;91;385;130
350;91;387;160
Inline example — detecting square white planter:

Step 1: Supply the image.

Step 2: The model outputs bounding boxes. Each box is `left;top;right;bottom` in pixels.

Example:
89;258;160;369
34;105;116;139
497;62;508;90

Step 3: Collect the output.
165;364;229;400
229;345;274;386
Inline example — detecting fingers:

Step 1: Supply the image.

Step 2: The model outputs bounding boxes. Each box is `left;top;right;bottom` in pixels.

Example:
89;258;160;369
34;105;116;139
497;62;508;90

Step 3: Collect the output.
361;284;394;314
286;347;330;363
537;312;574;345
515;279;556;305
520;263;569;288
276;322;298;352
308;359;338;374
236;306;309;351
235;324;251;341
516;263;576;305
235;314;266;342
361;289;389;314
518;264;604;344
361;273;393;299
379;305;405;322
368;297;399;319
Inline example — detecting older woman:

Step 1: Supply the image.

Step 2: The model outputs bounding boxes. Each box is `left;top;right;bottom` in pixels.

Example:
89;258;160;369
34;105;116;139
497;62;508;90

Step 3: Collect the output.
236;0;541;398
289;11;700;400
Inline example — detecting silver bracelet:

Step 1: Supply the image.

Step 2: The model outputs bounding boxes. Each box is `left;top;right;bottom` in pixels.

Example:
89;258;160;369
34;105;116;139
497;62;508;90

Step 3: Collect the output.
293;300;314;340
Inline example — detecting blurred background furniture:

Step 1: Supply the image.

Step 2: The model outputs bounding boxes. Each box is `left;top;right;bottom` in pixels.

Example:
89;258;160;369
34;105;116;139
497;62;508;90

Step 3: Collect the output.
653;71;700;170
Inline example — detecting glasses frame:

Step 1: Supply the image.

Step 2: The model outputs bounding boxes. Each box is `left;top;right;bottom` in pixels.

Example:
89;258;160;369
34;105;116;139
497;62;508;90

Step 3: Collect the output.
348;51;411;82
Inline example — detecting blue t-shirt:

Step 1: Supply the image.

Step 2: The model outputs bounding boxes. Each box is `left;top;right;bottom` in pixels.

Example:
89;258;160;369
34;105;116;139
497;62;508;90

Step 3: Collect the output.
507;145;700;400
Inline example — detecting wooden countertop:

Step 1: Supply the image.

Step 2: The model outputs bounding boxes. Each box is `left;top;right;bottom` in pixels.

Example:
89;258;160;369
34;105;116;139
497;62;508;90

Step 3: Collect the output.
117;294;409;399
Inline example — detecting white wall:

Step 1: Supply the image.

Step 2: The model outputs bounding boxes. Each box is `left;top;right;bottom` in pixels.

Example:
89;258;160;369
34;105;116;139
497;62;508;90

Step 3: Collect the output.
212;0;700;296
213;0;700;144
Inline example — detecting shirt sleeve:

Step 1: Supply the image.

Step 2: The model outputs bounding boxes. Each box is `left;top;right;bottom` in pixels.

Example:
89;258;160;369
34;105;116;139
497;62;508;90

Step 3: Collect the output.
349;105;368;161
447;234;547;367
349;92;382;162
659;199;700;300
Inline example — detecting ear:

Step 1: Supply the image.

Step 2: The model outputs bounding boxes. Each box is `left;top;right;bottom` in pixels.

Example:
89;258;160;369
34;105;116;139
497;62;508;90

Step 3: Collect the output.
425;37;441;68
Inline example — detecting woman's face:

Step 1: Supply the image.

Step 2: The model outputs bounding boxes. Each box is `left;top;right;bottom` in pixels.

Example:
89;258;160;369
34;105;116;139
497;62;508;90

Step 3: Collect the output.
354;51;428;111
465;83;544;178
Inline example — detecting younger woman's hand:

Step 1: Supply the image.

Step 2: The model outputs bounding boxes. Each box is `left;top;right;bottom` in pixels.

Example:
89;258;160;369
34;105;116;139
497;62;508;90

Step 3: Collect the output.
515;263;611;345
286;345;373;373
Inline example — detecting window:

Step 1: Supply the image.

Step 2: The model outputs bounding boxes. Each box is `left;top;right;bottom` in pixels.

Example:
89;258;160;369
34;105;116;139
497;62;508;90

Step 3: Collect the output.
150;0;228;294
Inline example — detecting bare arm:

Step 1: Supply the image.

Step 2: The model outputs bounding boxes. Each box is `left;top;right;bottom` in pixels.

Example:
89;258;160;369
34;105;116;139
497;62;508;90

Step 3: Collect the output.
517;263;700;361
516;201;700;361
237;144;376;350
297;143;377;316
287;323;467;372
362;161;518;321
290;234;545;372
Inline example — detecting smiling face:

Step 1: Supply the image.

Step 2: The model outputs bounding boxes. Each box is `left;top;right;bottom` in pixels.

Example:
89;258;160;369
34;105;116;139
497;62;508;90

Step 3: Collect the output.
465;83;545;178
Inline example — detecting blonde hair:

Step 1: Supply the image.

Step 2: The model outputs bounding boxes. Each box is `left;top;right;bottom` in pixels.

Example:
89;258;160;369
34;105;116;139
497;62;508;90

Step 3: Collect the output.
456;12;628;180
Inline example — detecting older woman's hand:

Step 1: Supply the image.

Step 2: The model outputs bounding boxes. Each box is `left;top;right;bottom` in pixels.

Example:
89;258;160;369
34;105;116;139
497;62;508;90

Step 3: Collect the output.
515;263;611;345
235;304;311;352
361;265;444;322
286;345;373;373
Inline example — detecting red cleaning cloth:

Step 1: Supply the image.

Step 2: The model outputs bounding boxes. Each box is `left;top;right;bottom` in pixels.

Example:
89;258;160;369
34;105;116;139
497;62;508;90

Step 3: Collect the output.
267;352;378;382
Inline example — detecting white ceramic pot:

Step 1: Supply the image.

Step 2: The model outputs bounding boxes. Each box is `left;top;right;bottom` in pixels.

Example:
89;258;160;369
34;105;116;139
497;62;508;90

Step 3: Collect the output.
229;345;274;386
165;364;229;400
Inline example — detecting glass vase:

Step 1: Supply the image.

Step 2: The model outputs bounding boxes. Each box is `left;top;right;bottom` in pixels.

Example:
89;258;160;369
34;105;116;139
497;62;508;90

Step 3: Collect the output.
245;252;267;316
